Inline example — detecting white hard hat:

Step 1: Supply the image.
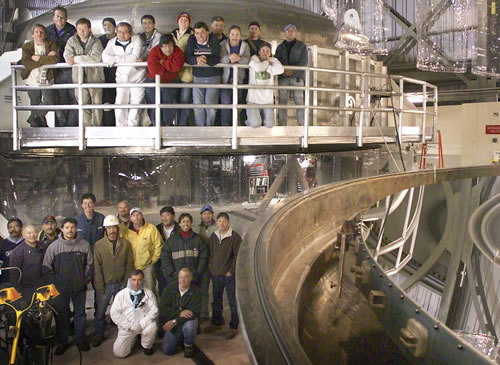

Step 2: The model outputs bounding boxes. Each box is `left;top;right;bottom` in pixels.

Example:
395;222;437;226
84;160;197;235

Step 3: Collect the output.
103;215;120;227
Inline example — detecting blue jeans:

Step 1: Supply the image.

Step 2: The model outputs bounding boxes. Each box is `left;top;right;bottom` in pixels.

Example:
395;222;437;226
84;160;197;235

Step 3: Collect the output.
212;275;238;329
53;289;87;345
94;282;122;337
177;83;192;126
220;89;245;126
246;103;274;128
161;319;198;355
145;79;177;126
192;76;221;126
278;77;305;126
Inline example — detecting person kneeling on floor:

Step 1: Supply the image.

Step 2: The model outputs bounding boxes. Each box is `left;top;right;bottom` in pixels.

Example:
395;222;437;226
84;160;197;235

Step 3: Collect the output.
110;269;158;357
160;267;201;358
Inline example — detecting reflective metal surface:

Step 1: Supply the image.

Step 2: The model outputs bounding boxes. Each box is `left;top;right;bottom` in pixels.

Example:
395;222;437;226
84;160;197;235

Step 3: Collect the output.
237;166;500;364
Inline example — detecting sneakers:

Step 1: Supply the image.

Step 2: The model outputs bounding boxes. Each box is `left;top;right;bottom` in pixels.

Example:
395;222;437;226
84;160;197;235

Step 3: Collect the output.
92;335;104;347
226;328;238;340
77;341;91;352
144;347;154;356
184;345;195;358
54;343;70;356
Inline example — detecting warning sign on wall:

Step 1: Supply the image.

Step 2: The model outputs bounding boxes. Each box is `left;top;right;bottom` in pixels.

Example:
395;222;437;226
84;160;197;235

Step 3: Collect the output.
486;125;500;134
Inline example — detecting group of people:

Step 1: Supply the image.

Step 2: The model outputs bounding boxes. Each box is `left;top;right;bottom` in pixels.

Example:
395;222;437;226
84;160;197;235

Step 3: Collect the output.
21;6;308;129
0;194;242;359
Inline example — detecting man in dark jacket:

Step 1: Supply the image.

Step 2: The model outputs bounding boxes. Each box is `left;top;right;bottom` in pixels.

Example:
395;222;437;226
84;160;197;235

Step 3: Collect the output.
0;218;24;283
185;22;221;126
99;17;117;126
161;213;209;287
146;34;185;126
75;192;105;250
275;24;308;126
43;217;93;355
9;224;47;291
156;206;179;296
160;267;201;358
46;6;77;126
205;212;242;339
38;215;61;245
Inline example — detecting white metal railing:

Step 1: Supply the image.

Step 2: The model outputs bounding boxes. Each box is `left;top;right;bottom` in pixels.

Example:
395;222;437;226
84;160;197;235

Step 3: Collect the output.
10;59;438;151
368;186;426;276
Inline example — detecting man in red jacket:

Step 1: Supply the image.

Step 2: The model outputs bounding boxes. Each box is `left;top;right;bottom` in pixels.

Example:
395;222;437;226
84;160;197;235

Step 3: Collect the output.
146;34;185;126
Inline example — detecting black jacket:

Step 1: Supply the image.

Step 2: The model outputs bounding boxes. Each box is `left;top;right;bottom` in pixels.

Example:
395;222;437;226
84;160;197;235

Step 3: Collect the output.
275;39;308;80
161;230;209;283
46;23;77;63
9;241;48;288
159;281;202;328
42;234;93;293
185;33;222;78
156;221;180;243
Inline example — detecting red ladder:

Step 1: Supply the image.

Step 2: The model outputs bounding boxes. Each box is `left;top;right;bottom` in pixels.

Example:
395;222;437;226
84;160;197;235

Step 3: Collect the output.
419;130;444;169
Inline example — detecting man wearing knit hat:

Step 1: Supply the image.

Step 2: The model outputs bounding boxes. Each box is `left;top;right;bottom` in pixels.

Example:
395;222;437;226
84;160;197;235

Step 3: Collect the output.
275;23;308;126
172;12;194;126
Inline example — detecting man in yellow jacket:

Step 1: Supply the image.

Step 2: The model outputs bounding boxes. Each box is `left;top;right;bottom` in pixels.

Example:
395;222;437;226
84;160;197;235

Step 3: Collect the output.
121;207;162;295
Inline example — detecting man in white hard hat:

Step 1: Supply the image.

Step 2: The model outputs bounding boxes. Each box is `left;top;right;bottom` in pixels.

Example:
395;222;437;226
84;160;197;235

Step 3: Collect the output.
92;214;135;347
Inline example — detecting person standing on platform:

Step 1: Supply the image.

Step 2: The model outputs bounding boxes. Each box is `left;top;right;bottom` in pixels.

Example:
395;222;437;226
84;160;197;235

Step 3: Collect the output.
139;15;162;60
156;206;179;296
220;25;250;126
92;215;134;347
185;22;221;127
43;217;93;355
75;192;104;251
38;215;61;246
124;207;162;294
246;42;284;128
172;12;194;126
99;17;117;126
210;16;227;43
204;212;242;339
21;24;58;128
46;6;77;127
275;24;308;126
102;22;146;127
64;17;104;126
245;21;266;57
145;34;184;126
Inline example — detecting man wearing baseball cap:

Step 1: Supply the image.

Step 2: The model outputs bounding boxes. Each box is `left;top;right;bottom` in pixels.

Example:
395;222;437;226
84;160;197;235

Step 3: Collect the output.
172;12;194;126
275;23;308;126
92;215;134;347
38;215;62;245
122;208;162;295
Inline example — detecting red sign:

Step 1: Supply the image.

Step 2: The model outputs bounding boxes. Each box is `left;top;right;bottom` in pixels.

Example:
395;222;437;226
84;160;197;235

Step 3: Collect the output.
486;125;500;134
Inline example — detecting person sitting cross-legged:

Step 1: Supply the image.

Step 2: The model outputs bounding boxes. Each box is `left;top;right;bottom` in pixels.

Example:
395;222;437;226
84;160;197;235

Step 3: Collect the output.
160;267;202;358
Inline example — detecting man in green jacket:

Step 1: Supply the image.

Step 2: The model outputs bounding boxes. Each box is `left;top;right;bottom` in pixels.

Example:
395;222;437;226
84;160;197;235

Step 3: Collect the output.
160;267;201;358
92;215;134;347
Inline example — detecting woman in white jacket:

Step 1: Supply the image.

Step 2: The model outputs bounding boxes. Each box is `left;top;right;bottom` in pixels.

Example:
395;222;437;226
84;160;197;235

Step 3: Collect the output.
246;43;284;128
110;270;158;357
102;22;146;126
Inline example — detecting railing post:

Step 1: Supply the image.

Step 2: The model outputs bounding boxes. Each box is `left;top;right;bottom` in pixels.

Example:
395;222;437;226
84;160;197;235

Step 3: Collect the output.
302;68;310;148
433;87;438;142
398;78;404;144
77;65;84;150
357;73;365;147
155;74;161;150
231;64;238;150
422;85;427;144
11;66;18;150
311;45;318;126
